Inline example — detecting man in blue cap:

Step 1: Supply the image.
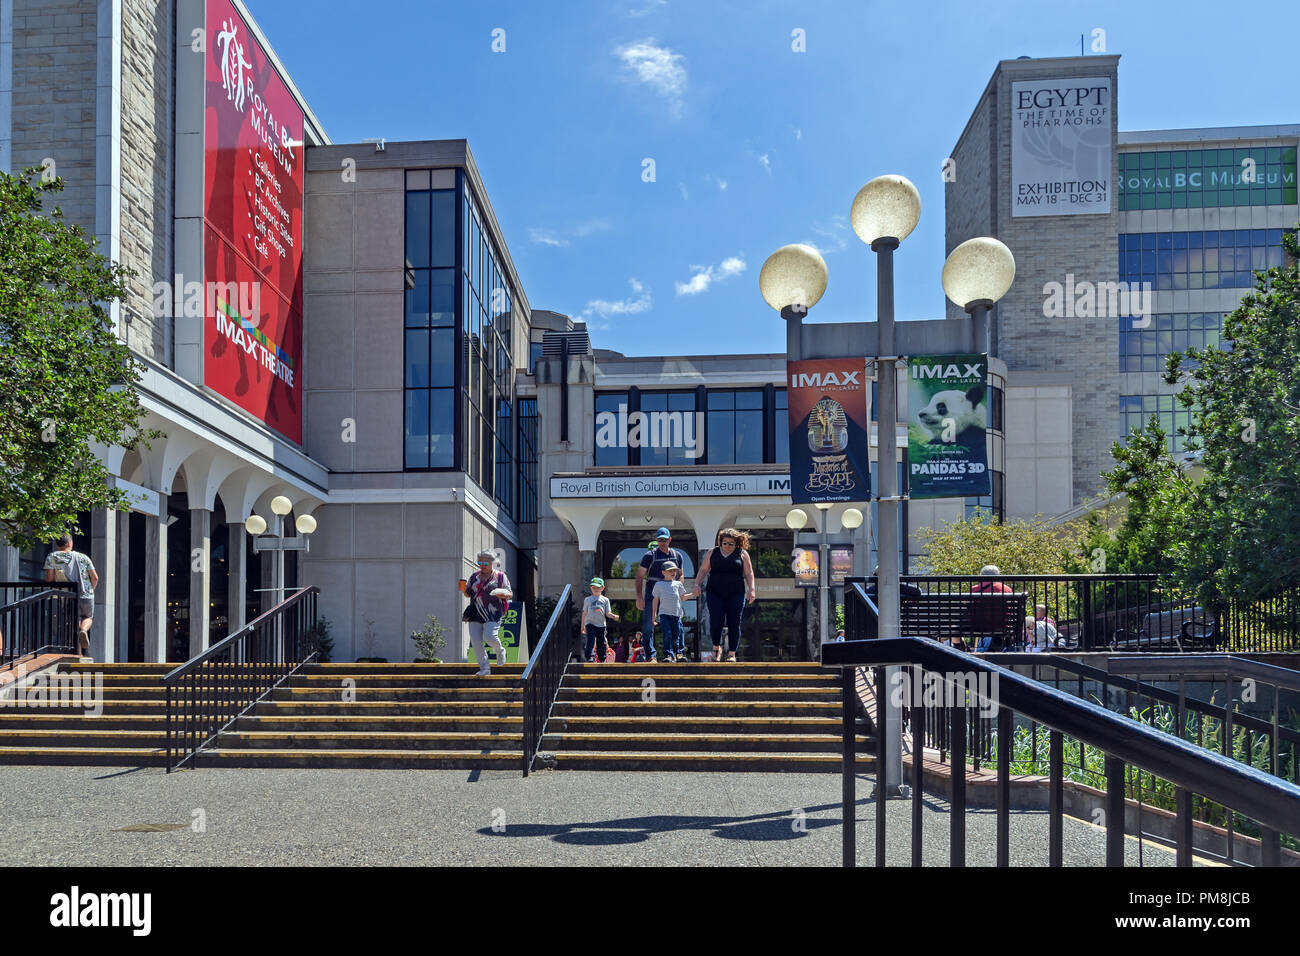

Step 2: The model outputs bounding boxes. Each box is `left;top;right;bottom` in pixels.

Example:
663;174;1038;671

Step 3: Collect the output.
635;528;688;662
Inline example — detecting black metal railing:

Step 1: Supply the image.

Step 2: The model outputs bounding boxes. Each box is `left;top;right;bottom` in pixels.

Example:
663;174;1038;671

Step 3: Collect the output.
163;586;319;772
521;584;573;776
963;654;1300;794
847;573;1242;652
0;582;78;666
824;634;1300;868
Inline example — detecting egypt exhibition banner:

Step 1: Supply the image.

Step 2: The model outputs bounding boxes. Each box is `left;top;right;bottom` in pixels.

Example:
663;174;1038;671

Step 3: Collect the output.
906;354;990;499
786;358;870;505
202;0;305;442
1010;76;1112;217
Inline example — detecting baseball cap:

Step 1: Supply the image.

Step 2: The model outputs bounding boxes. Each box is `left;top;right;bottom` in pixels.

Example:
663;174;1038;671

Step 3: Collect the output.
660;561;678;572
590;577;605;587
655;527;671;539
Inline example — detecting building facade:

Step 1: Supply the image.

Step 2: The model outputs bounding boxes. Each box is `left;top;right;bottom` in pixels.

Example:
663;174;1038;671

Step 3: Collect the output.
4;9;1295;662
946;55;1298;504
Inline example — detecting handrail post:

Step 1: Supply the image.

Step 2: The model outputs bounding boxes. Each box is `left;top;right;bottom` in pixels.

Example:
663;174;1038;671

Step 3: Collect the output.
842;667;855;868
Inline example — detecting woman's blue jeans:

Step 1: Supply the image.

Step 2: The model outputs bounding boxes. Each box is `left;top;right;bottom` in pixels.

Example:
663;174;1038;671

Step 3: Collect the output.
706;591;745;653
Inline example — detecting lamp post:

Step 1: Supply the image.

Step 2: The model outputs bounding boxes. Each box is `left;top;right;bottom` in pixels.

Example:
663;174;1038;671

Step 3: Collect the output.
764;175;1015;802
245;498;318;653
786;504;863;656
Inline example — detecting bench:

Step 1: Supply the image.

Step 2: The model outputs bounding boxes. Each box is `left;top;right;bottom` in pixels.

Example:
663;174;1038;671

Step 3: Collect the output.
1109;605;1218;652
862;590;1028;651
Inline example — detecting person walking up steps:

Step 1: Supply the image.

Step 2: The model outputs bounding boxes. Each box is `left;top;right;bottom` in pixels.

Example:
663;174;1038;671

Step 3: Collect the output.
460;551;512;676
582;577;619;663
45;534;98;661
651;562;695;663
635;528;687;662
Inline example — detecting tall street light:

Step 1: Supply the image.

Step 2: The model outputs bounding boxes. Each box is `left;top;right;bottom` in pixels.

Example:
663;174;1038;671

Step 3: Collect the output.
765;174;1016;800
850;174;922;799
246;498;318;652
942;236;1017;355
785;505;864;657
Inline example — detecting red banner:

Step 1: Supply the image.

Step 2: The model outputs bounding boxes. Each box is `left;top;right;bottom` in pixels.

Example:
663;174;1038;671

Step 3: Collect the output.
202;0;304;442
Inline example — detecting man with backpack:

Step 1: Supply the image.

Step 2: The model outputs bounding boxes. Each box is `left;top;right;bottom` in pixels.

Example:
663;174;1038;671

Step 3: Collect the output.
44;534;98;661
635;528;688;662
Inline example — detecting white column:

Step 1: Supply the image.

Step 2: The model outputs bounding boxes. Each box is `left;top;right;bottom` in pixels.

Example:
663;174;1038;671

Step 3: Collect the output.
189;507;211;658
91;508;117;662
115;510;130;662
228;522;247;631
143;495;168;663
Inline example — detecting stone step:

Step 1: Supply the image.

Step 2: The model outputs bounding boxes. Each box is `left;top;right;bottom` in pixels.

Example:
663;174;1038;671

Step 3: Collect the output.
555;687;839;703
0;746;167;766
560;674;839;688
539;732;871;754
550;700;841;717
250;700;523;716
269;687;521;702
546;715;853;735
544;751;872;773
192;748;522;770
216;730;522;751
235;715;523;733
0;729;164;748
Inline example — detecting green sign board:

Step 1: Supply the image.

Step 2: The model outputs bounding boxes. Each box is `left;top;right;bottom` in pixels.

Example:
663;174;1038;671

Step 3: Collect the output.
466;604;529;665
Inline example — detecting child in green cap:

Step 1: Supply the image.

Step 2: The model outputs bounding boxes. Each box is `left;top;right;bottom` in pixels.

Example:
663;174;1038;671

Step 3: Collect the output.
581;577;619;663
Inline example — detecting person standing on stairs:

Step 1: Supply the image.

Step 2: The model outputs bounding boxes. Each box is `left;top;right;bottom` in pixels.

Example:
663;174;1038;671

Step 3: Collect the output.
691;527;756;663
635;528;687;662
651;562;695;663
460;550;512;676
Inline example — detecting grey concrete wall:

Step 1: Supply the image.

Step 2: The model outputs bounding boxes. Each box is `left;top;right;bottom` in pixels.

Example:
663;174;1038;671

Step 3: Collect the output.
11;0;97;228
302;164;405;472
120;0;172;362
947;56;1122;506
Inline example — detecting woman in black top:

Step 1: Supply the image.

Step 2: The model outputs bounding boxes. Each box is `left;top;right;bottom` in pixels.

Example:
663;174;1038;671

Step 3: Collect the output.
691;527;756;662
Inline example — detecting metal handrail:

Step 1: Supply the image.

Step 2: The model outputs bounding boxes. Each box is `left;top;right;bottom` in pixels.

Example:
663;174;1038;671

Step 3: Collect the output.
984;652;1300;786
521;584;573;776
164;586;319;771
0;584;79;664
824;636;1300;865
1109;654;1300;692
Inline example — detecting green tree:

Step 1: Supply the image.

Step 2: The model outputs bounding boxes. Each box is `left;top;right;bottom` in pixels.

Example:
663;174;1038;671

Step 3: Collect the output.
912;509;1088;576
0;166;155;549
1159;226;1300;607
1092;417;1194;578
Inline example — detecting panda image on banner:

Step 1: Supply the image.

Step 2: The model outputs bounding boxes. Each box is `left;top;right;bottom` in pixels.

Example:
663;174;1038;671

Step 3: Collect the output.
915;385;986;450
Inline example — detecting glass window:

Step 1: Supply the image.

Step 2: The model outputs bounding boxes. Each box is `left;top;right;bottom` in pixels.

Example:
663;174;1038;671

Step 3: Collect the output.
594;392;630;467
517;399;538;524
774;388;789;463
706;388;764;464
1120;148;1297;209
431;190;455;267
405;390;430;469
405;191;430;268
430;390;454;468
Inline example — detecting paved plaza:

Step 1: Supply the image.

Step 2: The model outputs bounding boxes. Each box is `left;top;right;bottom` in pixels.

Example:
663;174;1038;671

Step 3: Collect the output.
0;765;1183;866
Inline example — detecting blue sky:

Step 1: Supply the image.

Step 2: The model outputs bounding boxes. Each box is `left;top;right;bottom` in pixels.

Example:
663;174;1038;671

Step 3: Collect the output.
247;0;1298;357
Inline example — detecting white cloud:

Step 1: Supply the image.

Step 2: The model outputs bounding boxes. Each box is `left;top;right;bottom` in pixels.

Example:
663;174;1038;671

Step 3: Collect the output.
802;215;849;255
582;277;653;321
528;228;570;248
678;182;689;200
615;39;686;117
709;174;728;191
794;127;802;142
758;153;772;175
675;254;747;296
628;0;667;16
529;218;611;247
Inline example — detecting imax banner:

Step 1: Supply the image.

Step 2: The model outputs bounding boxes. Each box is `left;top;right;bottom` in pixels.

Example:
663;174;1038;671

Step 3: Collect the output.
907;354;990;500
1011;76;1112;217
786;358;870;505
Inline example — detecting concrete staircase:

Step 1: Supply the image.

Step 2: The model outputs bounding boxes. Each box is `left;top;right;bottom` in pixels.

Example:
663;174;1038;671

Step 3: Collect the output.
0;661;870;772
541;663;873;772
